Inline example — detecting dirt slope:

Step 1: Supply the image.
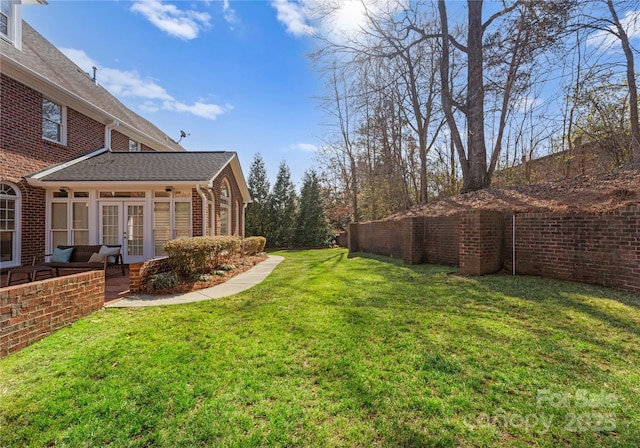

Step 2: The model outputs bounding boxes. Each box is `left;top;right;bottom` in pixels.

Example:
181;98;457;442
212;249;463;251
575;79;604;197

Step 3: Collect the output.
389;169;640;220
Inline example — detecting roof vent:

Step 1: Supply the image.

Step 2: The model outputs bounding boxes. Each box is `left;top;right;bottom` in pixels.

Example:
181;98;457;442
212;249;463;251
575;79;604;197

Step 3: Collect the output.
91;66;98;83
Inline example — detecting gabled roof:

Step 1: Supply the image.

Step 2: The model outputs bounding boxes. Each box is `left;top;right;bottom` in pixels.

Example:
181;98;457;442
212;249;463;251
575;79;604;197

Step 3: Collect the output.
0;21;185;152
25;150;252;203
29;150;233;182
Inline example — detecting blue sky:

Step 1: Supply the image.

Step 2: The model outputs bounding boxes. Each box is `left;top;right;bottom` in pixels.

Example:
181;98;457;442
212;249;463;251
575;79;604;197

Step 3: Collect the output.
22;0;328;187
21;1;640;186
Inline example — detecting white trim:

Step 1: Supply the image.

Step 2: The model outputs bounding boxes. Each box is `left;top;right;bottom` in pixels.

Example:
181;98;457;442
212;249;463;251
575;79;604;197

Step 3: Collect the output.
195;183;208;236
0;0;21;50
29;147;109;180
0;181;21;269
207;153;251;204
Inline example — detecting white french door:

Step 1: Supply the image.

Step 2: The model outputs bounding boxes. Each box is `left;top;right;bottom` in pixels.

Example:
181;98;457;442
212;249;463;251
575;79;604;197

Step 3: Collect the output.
100;202;146;264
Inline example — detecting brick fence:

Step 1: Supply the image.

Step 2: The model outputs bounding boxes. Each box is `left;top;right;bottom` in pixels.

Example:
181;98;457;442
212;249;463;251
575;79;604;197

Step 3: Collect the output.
348;206;640;293
1;271;104;358
129;257;172;293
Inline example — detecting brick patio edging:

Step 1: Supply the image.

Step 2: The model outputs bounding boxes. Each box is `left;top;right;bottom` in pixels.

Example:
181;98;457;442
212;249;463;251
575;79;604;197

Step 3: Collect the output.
1;271;104;358
129;257;172;293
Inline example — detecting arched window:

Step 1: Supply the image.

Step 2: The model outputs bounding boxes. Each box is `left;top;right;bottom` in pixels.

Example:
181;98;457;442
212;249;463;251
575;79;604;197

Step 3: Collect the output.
220;179;231;235
0;182;21;267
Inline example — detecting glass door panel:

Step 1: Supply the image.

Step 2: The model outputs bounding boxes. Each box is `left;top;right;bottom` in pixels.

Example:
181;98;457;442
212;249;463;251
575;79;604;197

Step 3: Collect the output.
101;204;120;246
127;205;144;258
100;202;146;264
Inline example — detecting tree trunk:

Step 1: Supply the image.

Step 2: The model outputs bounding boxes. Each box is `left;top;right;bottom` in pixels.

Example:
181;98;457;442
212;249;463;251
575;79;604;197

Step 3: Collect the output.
438;1;469;185
464;0;490;192
606;0;640;164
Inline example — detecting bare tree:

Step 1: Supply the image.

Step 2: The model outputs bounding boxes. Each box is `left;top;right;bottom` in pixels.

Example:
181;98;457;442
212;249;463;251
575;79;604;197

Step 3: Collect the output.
433;0;575;192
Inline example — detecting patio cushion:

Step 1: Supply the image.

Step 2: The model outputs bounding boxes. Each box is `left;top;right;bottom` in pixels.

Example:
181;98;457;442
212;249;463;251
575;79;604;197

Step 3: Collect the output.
50;247;73;263
88;252;106;263
99;245;121;263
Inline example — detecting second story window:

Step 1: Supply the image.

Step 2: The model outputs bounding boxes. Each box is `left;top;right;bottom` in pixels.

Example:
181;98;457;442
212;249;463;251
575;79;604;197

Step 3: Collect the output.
42;98;65;144
129;139;141;152
1;0;11;38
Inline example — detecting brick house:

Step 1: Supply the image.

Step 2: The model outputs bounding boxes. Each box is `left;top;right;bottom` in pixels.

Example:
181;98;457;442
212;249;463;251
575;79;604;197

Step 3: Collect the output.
0;5;250;269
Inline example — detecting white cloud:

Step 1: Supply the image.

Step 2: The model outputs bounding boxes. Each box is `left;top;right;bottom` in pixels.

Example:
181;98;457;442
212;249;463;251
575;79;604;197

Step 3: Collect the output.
223;0;238;26
271;0;406;41
271;0;316;37
61;48;227;121
164;100;226;120
587;9;640;50
290;143;318;152
131;0;211;40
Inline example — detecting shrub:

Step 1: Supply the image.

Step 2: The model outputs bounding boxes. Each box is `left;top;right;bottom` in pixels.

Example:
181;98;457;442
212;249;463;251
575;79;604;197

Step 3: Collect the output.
244;236;267;255
147;272;178;291
164;236;242;277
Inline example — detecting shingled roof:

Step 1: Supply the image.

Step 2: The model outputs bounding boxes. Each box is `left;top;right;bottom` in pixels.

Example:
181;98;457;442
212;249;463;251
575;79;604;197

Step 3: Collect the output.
28;150;238;183
0;21;185;152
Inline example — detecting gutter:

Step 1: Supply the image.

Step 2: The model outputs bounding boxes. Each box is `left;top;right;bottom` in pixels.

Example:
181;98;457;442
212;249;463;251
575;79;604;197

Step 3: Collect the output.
104;120;120;150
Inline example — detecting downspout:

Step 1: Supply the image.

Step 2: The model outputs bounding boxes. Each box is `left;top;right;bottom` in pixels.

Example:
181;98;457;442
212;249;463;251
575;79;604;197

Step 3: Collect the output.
196;184;208;236
242;203;247;253
512;214;516;276
104;120;119;151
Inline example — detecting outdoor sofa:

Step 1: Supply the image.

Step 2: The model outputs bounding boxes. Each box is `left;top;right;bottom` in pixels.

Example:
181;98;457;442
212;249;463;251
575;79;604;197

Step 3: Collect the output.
43;244;126;276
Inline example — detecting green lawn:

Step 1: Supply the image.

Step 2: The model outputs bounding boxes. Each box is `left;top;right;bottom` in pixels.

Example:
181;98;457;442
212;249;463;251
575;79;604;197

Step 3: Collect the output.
1;248;639;447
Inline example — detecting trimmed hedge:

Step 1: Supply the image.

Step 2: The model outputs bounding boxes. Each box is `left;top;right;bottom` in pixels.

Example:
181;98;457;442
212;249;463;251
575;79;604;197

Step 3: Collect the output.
244;236;267;255
164;236;241;277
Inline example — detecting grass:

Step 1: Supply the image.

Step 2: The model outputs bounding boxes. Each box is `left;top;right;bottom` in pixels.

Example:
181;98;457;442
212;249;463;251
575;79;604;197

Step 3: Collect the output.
1;248;639;447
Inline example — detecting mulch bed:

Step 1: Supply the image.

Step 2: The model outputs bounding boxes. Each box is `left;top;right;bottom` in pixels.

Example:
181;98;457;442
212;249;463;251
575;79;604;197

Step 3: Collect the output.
387;168;640;220
147;253;268;295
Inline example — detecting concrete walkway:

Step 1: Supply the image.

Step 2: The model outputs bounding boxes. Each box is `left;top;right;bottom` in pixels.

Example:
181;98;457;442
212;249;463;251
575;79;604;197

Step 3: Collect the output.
106;255;284;308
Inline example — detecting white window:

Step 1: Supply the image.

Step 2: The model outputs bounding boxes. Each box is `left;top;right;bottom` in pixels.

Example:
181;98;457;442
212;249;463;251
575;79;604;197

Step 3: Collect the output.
0;0;10;38
0;182;20;267
129;139;141;152
43;98;66;144
50;193;89;249
153;190;192;257
220;180;231;235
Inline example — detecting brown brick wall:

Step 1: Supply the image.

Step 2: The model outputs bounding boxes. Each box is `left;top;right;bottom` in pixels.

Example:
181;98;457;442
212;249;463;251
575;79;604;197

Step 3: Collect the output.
210;165;244;236
192;188;203;237
504;207;640;292
348;207;638;293
349;220;406;261
425;215;459;266
129;257;172;293
1;271;105;358
459;211;502;275
0;74;106;265
111;129;130;152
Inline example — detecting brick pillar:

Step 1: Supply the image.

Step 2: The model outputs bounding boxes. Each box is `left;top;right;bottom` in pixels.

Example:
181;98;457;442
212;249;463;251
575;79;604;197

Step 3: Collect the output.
129;262;142;293
403;217;426;264
348;223;359;253
459;210;503;275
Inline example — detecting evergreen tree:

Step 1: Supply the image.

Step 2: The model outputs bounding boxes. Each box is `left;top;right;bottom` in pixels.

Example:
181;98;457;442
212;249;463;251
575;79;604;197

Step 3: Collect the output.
267;161;298;248
295;170;333;247
245;153;270;238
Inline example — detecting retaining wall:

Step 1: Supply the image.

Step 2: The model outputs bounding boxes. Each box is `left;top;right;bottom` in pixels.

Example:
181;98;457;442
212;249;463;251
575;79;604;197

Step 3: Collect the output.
348;206;640;293
129;257;172;293
1;271;104;358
